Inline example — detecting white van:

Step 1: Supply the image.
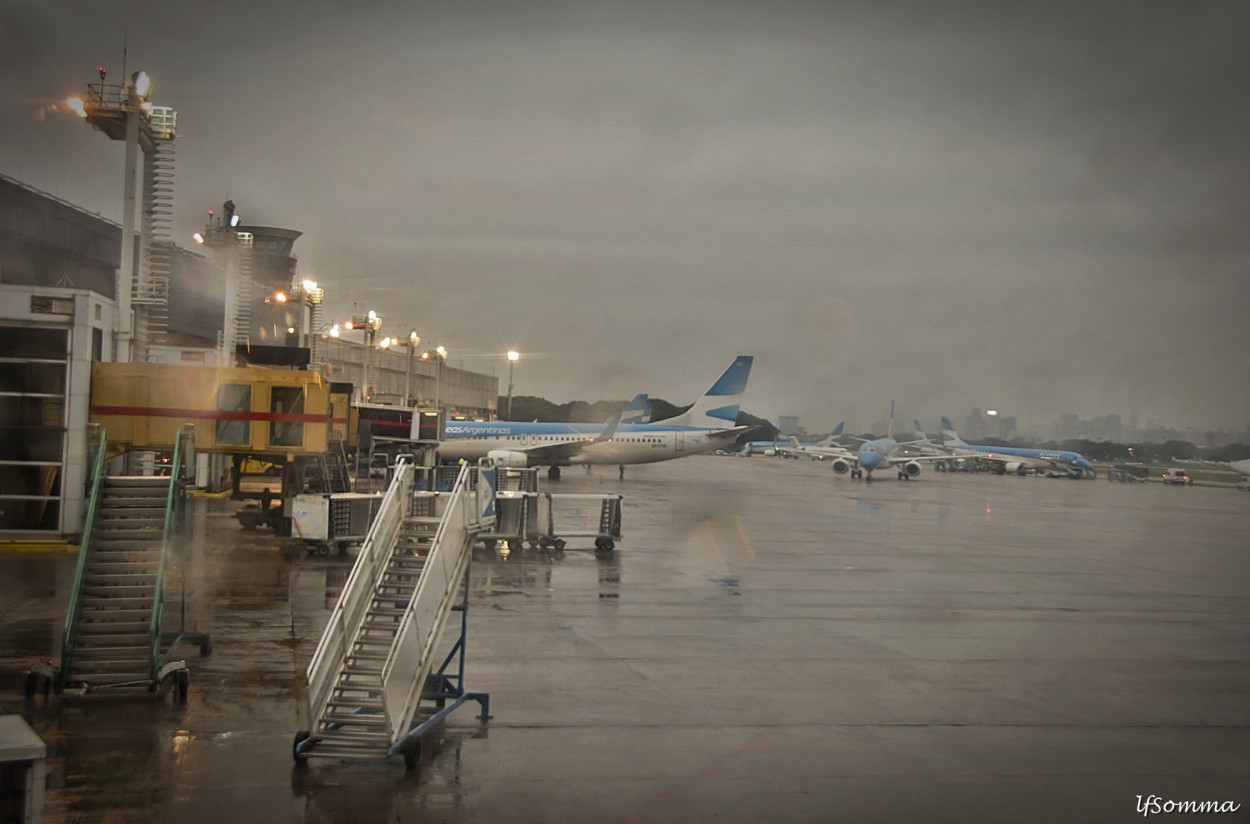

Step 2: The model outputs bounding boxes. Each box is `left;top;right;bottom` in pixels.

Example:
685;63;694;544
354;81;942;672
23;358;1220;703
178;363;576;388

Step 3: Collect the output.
1162;468;1192;486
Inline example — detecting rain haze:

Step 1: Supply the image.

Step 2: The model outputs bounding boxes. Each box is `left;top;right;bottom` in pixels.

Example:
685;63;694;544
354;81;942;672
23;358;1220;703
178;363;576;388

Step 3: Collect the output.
3;0;1248;435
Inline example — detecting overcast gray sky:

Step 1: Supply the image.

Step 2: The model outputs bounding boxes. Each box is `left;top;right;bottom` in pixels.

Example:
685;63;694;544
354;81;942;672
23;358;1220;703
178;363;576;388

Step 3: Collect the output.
3;0;1248;434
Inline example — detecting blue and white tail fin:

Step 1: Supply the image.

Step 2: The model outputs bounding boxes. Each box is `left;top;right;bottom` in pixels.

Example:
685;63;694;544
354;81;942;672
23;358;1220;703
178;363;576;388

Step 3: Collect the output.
654;355;754;429
940;416;968;446
620;393;650;425
818;421;845;446
913;419;927;441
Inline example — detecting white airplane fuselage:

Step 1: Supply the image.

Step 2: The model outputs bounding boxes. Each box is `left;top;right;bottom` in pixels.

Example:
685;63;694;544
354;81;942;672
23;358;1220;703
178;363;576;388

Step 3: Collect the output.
438;423;740;466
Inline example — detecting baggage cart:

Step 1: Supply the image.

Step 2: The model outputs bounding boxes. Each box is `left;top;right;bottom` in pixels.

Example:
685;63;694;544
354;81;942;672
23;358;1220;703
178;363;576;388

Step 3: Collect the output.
535;492;623;551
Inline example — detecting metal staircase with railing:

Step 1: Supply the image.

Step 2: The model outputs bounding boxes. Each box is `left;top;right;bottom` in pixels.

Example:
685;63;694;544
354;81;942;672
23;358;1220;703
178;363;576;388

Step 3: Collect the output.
28;425;203;697
295;458;497;766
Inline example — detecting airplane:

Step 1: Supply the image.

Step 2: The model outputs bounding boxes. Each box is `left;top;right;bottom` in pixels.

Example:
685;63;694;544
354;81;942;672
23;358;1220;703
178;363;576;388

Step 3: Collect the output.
826;405;951;481
435;356;755;478
936;417;1096;478
746;423;847;459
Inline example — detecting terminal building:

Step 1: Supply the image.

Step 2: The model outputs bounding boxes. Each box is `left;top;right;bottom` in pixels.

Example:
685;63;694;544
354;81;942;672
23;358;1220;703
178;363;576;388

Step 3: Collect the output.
0;173;498;538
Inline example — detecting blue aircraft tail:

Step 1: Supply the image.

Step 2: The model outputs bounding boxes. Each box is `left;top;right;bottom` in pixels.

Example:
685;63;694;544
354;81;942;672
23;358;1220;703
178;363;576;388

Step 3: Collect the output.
818;421;845;446
620;393;650;425
940;416;968;446
654;356;754;429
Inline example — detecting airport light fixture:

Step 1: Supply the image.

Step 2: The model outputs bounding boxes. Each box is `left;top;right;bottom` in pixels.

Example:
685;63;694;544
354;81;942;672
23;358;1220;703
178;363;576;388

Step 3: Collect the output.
69;65;174;362
342;310;382;401
289;279;325;365
402;330;422;407
421;344;449;411
506;349;520;419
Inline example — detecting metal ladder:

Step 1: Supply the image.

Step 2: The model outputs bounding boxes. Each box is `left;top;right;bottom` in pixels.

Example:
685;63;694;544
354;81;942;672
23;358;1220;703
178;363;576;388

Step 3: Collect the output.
29;425;199;696
296;459;497;766
67;475;170;687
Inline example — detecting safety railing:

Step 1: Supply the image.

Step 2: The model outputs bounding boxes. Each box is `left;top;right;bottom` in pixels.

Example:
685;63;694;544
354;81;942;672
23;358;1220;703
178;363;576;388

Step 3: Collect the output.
380;463;476;743
304;457;414;734
150;424;192;678
57;424;107;690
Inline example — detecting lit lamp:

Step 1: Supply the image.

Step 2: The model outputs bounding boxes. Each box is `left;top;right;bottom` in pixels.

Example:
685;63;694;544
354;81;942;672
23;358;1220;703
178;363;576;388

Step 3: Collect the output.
301;280;324;367
345;310;382;401
421;344;448;411
506;350;520;419
403;331;422;406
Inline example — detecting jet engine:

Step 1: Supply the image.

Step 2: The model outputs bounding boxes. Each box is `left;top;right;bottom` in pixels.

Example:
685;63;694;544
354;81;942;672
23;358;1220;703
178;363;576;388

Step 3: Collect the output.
486;450;530;468
902;461;922;477
1004;461;1027;476
831;458;851;474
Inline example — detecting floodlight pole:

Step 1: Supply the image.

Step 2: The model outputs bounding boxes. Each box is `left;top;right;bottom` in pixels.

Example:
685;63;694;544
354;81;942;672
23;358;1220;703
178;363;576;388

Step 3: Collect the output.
116;93;140;362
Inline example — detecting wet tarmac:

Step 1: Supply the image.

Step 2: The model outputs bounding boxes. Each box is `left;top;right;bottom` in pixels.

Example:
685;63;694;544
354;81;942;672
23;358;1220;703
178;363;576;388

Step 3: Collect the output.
2;456;1248;823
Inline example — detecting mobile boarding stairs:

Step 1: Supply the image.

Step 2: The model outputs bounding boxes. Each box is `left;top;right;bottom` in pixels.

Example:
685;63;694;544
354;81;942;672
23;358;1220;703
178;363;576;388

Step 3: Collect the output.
294;457;498;767
28;424;211;698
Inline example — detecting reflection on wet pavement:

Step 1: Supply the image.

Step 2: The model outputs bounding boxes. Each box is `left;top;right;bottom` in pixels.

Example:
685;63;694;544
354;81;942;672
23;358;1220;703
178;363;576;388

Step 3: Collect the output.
0;461;1248;823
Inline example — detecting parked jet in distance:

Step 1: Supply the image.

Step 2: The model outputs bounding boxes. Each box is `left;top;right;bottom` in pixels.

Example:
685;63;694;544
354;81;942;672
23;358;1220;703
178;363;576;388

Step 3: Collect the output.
937;417;1096;478
746;423;848;459
827;405;950;481
436;356;755;478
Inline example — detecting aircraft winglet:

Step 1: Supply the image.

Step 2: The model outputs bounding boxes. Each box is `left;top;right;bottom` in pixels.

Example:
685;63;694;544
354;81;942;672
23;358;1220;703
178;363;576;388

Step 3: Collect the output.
593;414;621;443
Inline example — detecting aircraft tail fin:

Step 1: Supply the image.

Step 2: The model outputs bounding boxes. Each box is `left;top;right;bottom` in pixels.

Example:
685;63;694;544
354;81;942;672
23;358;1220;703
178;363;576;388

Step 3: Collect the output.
653;355;754;428
940;416;968;446
620;393;650;425
819;421;845;446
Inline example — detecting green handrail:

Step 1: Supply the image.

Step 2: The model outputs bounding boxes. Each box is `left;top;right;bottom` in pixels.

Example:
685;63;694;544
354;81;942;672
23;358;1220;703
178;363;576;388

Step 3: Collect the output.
58;424;107;690
149;424;193;679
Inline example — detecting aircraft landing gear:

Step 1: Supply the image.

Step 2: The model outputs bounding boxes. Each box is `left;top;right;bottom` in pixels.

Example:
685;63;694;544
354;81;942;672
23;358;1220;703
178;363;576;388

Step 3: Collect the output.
547;466;561;481
618;465;625;479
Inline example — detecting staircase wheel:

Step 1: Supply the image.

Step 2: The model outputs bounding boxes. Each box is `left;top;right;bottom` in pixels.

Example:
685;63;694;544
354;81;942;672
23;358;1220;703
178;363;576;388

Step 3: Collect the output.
598;539;614;552
175;669;190;698
293;731;311;765
553;539;567;551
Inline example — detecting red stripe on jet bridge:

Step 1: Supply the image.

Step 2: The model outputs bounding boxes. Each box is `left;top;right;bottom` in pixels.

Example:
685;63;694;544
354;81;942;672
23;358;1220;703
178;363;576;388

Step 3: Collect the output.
91;405;329;424
364;419;410;430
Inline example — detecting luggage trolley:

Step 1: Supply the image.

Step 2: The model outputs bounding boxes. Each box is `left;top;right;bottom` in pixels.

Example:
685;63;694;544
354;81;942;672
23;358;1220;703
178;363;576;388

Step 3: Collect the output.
291;491;386;555
536;492;623;551
479;468;540;550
